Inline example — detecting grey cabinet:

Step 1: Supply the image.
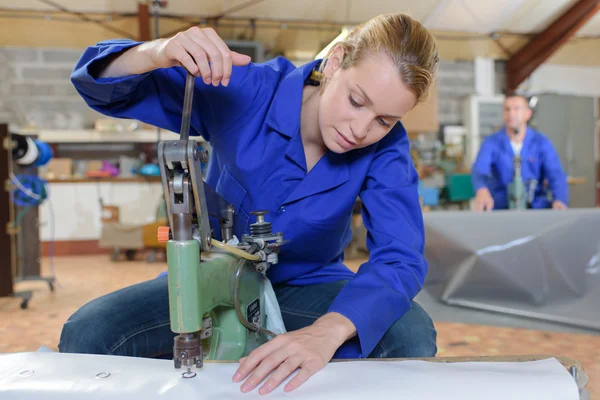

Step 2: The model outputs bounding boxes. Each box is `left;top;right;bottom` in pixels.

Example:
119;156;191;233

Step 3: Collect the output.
531;94;597;208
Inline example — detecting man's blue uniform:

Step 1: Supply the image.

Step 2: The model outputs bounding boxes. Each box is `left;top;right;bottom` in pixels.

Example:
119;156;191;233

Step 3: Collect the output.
471;127;568;209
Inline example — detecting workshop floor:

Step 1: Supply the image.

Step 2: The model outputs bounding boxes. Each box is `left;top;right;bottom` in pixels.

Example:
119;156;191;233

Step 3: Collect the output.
0;255;598;397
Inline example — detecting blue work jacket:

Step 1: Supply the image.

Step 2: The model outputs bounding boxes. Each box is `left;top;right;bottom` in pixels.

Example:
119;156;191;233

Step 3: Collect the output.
71;39;427;359
471;128;568;209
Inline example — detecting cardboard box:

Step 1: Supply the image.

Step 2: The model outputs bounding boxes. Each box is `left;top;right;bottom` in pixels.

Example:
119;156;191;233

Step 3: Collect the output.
45;158;73;180
99;223;143;249
401;81;439;134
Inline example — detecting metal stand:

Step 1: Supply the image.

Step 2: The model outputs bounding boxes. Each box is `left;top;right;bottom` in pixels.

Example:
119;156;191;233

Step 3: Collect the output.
1;124;55;309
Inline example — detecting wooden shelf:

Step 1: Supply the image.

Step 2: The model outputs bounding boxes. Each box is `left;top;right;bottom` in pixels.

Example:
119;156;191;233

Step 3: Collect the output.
14;129;205;144
46;176;162;184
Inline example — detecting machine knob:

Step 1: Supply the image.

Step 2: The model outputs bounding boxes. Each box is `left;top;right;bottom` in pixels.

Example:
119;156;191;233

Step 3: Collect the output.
250;210;268;223
157;226;171;243
249;210;272;236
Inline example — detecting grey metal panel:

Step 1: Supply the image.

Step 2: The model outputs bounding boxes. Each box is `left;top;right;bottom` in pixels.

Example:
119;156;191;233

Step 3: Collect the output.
531;95;567;167
423;209;600;331
566;96;596;208
17;204;40;278
13;162;40;279
479;102;504;140
532;94;596;208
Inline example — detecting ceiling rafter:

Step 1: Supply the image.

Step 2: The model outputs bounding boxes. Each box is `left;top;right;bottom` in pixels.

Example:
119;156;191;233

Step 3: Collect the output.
506;0;600;92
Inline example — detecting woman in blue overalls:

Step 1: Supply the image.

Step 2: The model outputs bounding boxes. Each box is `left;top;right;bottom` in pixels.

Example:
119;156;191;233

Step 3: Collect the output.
60;13;439;394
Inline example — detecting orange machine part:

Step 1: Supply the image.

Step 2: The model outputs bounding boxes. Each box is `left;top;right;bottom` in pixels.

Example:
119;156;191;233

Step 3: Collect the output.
157;226;171;243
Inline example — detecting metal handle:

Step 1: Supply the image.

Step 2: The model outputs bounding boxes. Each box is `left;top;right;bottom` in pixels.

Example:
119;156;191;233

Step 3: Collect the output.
179;72;195;141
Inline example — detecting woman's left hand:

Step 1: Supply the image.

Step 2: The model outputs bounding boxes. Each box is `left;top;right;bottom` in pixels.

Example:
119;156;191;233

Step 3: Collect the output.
232;312;356;395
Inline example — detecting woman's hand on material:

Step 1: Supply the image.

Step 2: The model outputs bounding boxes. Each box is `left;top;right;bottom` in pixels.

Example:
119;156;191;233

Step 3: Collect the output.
232;312;357;395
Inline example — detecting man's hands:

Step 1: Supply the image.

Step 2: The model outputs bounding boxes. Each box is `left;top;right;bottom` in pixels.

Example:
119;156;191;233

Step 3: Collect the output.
232;313;356;395
474;188;567;211
552;200;568;210
473;188;494;212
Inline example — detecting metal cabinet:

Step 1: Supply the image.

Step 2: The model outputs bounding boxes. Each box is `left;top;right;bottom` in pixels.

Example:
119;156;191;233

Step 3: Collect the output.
531;94;597;208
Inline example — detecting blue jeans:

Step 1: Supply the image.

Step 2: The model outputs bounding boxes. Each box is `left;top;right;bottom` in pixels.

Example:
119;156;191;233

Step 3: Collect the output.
59;277;437;358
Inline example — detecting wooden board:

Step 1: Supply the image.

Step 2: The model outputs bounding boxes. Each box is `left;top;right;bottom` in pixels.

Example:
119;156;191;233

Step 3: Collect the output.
0;124;13;297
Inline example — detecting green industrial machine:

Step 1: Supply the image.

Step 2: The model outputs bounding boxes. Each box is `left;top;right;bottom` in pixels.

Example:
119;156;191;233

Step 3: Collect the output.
507;155;537;210
157;72;285;379
508;156;526;209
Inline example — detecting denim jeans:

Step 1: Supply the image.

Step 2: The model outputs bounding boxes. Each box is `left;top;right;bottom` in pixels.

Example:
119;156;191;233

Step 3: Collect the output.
59;276;437;359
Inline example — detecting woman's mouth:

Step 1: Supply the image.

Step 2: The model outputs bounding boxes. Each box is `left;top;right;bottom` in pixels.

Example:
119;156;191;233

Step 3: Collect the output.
335;129;356;150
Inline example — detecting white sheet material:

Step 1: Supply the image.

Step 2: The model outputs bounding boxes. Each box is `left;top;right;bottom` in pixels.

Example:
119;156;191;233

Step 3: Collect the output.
263;277;287;335
0;352;579;400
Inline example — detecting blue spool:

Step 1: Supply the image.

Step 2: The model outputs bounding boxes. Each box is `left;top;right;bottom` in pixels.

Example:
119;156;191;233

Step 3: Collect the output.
33;140;53;167
11;174;48;208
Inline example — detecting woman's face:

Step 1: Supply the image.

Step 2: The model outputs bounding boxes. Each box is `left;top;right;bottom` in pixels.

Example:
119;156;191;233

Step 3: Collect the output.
319;49;417;153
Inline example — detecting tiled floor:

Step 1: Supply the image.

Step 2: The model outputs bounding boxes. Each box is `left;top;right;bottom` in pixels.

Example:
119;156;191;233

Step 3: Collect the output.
0;255;598;396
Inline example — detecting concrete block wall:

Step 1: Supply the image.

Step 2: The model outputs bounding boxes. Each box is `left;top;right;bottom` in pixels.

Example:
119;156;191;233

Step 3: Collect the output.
0;47;104;130
495;60;507;95
436;60;476;125
1;46;505;131
436;59;506;126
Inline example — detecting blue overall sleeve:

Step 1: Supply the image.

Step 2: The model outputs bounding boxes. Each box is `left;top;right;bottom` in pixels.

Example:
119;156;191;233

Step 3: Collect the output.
70;39;264;141
327;126;427;357
541;138;568;205
471;137;495;190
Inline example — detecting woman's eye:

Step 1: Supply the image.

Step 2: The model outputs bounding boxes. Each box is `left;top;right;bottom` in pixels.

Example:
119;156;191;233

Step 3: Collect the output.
348;94;391;128
349;96;362;108
377;118;391;128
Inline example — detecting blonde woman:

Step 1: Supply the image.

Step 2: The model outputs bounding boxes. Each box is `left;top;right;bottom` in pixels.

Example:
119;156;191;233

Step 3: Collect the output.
61;13;440;395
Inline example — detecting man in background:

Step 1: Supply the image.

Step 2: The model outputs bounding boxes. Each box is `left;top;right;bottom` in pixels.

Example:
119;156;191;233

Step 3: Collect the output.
471;94;568;211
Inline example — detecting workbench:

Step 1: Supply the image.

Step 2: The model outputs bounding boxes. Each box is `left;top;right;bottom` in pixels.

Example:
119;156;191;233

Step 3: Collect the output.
0;351;587;399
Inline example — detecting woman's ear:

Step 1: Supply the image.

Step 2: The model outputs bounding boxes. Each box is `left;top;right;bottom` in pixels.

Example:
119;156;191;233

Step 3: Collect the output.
323;45;344;78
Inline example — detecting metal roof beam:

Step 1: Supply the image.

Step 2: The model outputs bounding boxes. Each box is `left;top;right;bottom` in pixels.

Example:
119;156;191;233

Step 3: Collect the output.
138;2;151;41
506;0;600;92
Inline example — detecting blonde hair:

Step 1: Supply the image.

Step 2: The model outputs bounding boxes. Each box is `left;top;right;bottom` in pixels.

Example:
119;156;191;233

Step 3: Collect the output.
318;13;439;104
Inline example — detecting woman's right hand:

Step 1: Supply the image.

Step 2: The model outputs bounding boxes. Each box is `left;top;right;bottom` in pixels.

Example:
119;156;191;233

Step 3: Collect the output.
152;27;252;87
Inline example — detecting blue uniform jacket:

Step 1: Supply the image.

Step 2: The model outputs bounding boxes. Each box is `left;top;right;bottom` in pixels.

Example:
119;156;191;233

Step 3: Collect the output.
70;39;428;359
471;128;568;209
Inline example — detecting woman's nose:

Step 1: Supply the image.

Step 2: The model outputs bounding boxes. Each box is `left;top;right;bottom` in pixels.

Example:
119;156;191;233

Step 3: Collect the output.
350;118;370;141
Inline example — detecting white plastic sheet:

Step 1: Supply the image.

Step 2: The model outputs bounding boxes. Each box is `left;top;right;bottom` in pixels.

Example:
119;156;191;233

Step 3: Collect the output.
0;352;579;399
225;235;286;335
263;277;287;335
